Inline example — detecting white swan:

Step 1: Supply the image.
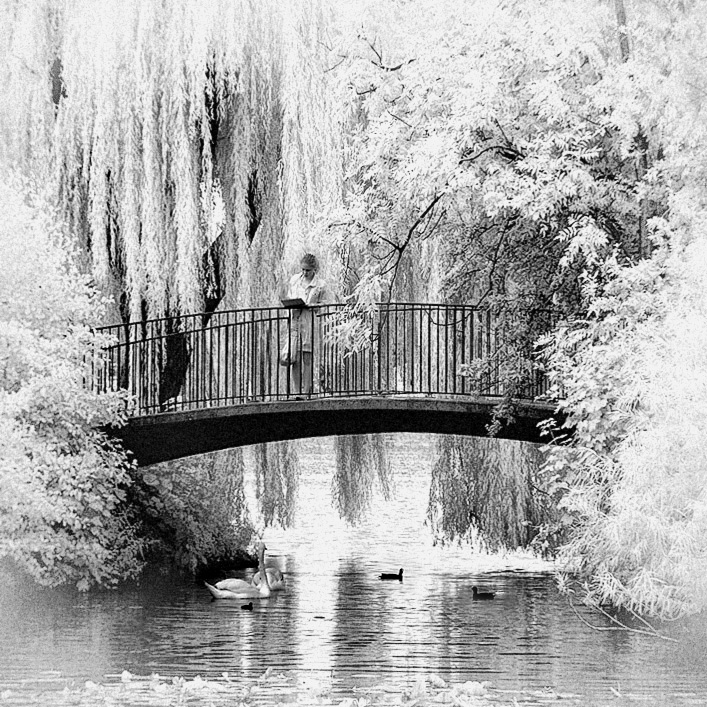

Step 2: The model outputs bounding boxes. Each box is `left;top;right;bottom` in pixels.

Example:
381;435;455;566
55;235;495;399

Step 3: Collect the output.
249;543;285;590
205;542;272;600
252;566;285;591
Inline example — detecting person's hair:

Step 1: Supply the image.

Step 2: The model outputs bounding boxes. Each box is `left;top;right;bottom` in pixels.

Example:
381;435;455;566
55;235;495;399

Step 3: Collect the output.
300;253;319;271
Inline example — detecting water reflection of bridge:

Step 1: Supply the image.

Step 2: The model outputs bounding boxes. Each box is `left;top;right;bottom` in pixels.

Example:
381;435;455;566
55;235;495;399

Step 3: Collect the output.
94;303;558;465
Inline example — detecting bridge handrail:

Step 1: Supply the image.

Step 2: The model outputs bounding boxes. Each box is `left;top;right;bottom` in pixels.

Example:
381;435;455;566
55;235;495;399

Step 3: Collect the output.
91;302;556;416
95;301;556;333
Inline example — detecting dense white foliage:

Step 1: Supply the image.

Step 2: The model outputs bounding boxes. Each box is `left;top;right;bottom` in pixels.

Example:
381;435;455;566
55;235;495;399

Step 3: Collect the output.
0;175;142;589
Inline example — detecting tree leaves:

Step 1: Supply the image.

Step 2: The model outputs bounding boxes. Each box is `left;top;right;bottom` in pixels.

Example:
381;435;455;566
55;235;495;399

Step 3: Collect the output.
0;176;143;590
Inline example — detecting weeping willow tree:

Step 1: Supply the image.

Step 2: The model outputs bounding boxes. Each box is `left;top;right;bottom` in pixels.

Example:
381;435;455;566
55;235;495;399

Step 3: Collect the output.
1;0;343;318
0;0;350;550
332;434;392;524
428;436;552;552
253;442;300;528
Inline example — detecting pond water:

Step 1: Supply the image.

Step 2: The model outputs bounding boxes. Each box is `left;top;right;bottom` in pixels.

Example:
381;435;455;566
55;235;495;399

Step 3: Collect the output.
2;435;707;707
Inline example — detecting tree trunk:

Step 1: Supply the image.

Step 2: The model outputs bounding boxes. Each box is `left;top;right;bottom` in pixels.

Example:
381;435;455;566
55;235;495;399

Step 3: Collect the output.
614;0;651;260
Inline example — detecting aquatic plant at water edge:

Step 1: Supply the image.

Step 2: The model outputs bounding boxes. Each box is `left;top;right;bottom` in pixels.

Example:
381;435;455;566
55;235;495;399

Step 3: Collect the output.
4;668;497;707
0;176;144;590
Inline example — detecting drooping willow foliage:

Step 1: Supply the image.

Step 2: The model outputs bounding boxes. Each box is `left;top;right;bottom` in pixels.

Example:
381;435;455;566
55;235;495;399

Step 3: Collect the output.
332;434;393;524
1;0;344;319
254;442;300;528
0;0;350;536
427;435;552;552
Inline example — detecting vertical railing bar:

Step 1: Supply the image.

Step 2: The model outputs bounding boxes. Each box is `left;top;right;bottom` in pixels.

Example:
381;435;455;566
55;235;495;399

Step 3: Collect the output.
142;323;147;413
417;306;422;393
376;306;381;393
462;308;468;396
486;309;492;395
434;305;439;394
225;311;231;404
452;306;459;395
401;304;406;393
275;309;281;400
426;308;431;393
238;311;243;402
209;319;213;406
444;305;449;394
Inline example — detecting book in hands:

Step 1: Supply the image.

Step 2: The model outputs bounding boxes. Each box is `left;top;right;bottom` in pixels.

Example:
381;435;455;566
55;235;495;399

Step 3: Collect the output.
280;297;306;308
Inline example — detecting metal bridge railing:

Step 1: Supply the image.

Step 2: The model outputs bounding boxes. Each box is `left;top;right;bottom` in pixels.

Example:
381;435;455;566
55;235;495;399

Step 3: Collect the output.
90;303;554;416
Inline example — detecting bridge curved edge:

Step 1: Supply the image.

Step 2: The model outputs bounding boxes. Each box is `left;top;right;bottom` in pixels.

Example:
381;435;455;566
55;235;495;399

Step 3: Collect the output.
111;396;562;466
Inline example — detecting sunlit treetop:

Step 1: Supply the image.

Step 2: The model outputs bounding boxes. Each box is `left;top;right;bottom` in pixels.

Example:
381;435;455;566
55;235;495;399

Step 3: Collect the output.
322;0;707;306
0;0;345;319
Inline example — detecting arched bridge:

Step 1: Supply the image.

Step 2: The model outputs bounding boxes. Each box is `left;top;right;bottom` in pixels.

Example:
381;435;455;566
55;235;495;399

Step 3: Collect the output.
93;303;559;465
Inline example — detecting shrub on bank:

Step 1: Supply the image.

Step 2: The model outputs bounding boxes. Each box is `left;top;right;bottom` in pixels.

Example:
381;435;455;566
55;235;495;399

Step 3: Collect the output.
0;175;144;590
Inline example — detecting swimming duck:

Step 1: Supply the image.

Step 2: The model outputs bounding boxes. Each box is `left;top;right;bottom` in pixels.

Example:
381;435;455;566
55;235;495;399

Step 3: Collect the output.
241;602;253;610
205;542;272;600
472;586;495;600
380;568;404;581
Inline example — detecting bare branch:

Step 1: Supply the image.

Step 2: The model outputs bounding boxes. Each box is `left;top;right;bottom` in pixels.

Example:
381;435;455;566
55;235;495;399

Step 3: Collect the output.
366;39;383;65
387;109;414;129
372;58;416;72
460;144;523;164
324;56;347;73
567;594;677;642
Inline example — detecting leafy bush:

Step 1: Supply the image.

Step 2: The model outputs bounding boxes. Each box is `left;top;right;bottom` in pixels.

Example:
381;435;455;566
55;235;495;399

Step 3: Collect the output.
544;240;707;618
0;175;144;590
131;449;255;574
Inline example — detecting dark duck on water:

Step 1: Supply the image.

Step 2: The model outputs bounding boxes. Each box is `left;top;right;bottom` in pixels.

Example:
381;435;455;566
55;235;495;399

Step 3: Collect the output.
472;586;495;600
380;568;404;581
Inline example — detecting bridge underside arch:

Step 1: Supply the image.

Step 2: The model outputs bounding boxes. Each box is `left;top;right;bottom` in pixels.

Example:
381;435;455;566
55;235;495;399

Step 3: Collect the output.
113;397;558;466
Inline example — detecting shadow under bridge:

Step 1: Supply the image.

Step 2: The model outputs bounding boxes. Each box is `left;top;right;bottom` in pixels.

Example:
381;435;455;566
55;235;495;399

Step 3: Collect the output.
93;302;559;465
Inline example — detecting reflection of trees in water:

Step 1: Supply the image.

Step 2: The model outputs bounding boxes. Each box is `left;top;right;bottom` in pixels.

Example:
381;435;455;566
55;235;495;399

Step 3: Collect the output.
100;577;301;676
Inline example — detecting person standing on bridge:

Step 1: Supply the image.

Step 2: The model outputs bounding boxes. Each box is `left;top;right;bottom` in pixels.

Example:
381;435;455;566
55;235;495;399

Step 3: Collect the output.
284;253;331;396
